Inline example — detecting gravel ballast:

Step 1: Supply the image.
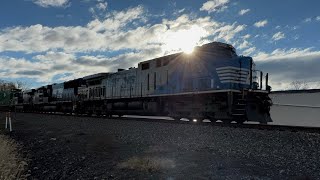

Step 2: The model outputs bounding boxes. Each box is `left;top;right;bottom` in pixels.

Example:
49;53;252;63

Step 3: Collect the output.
1;113;319;179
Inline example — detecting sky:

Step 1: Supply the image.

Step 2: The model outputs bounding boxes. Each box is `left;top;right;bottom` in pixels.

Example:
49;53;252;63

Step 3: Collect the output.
0;0;320;90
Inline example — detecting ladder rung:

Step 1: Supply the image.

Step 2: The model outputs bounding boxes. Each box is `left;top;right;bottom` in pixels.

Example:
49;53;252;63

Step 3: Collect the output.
235;103;247;106
232;114;245;116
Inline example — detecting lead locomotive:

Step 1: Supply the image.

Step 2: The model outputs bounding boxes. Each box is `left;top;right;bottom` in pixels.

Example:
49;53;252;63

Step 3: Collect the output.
13;42;272;124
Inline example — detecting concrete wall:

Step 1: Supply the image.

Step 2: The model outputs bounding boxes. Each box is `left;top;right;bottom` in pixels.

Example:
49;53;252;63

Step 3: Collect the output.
269;92;320;127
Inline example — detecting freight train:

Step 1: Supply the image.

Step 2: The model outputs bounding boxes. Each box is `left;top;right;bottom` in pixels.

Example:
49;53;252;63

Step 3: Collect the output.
7;42;272;124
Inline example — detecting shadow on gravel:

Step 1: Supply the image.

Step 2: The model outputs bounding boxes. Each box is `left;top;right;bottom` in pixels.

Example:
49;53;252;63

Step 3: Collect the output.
118;156;175;172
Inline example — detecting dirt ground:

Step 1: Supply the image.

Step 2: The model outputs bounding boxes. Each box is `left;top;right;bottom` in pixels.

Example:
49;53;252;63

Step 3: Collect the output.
0;133;27;179
1;113;320;180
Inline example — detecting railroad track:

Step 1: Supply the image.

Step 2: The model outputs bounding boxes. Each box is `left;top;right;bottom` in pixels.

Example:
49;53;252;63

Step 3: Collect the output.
4;111;320;134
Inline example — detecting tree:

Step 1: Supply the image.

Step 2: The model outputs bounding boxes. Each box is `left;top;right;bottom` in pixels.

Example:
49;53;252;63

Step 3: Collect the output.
0;79;30;91
290;80;309;90
0;80;16;91
15;80;30;91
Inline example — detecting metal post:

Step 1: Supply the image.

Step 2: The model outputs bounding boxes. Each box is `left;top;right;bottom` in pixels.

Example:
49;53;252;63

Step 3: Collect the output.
266;73;269;91
239;60;242;89
9;112;12;132
5;112;8;129
249;59;253;89
260;71;263;90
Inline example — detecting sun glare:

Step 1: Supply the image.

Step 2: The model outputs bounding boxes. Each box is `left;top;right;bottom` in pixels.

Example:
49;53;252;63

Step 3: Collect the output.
163;25;206;54
183;46;194;54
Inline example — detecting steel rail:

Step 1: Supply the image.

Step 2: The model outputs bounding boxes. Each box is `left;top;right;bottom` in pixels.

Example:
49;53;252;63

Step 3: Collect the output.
5;111;320;134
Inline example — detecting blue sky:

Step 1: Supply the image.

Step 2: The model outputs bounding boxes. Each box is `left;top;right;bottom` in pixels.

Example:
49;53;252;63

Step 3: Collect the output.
0;0;320;90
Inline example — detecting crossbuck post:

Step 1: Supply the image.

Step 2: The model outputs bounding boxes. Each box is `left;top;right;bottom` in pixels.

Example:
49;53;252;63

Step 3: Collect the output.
5;112;8;129
5;112;12;132
9;112;12;132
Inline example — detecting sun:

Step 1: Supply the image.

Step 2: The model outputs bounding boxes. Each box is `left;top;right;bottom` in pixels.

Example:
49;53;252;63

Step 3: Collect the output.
182;46;195;54
163;25;206;54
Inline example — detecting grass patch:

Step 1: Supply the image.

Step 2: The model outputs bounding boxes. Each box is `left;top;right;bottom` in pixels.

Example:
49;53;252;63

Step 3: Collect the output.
0;134;27;179
118;156;175;172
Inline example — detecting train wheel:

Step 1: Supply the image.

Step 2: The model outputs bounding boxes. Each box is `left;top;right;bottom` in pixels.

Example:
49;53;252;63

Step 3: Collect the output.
210;120;216;123
171;116;181;121
222;120;232;124
236;119;245;124
210;119;218;123
87;111;93;116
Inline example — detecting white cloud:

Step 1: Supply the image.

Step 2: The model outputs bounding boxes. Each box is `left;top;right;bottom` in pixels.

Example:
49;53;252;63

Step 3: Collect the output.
254;20;268;27
303;16;320;23
293;35;299;40
0;56;51;82
253;48;319;61
242;47;256;55
304;17;312;23
178;8;186;13
238;40;250;50
33;0;69;8
89;7;95;14
0;5;249;84
238;9;250;16
0;6;146;53
200;0;229;13
88;5;145;32
0;49;163;84
272;32;285;41
213;23;246;42
235;35;252;51
0;8;244;54
242;34;250;39
89;1;109;18
96;2;108;11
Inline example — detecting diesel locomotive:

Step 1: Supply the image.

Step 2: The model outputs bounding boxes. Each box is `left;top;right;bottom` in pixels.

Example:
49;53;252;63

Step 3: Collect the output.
11;42;272;124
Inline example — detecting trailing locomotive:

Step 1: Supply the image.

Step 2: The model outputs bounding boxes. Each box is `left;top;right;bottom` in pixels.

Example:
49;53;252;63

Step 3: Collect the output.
13;42;272;124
